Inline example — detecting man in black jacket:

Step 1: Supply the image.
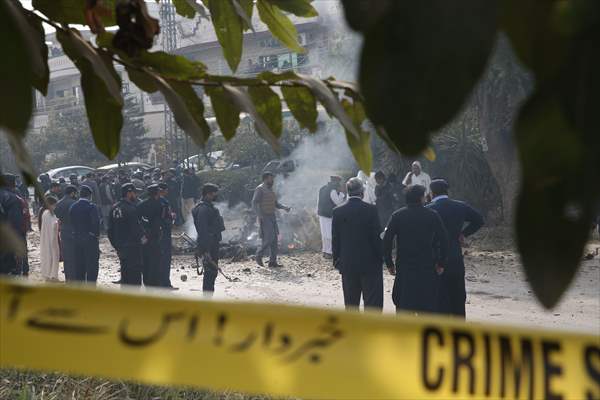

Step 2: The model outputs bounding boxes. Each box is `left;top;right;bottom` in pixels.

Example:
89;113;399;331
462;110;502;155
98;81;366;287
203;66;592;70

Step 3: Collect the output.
317;175;345;259
383;185;448;314
182;167;200;223
108;183;146;286
54;185;78;281
427;179;484;318
69;185;101;284
192;184;225;293
137;184;164;287
374;171;396;228
0;175;24;275
332;178;384;311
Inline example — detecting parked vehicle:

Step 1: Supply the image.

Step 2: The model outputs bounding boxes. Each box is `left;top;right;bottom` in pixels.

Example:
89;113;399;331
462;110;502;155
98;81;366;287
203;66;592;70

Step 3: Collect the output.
41;165;96;181
96;162;152;173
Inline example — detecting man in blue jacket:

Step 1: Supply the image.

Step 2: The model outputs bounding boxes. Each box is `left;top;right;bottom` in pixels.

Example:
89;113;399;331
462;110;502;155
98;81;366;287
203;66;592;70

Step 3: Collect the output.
69;185;101;284
427;179;484;318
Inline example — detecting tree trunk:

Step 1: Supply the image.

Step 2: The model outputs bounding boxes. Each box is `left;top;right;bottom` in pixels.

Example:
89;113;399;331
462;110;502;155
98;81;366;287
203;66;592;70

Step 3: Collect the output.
476;35;533;224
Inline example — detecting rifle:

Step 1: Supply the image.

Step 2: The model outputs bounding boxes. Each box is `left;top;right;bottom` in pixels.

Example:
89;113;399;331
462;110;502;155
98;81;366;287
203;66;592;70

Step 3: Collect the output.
194;251;240;282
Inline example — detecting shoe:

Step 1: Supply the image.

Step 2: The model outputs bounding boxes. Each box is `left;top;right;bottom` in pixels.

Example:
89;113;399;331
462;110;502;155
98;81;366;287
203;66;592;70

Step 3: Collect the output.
255;256;264;267
268;262;283;268
322;253;332;260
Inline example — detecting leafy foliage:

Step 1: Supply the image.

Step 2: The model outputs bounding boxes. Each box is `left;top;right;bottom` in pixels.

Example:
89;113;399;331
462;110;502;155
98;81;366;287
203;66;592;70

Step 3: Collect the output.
342;0;600;308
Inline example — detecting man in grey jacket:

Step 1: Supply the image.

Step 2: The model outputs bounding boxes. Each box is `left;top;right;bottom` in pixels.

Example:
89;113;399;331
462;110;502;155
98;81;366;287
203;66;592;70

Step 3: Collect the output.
252;172;290;268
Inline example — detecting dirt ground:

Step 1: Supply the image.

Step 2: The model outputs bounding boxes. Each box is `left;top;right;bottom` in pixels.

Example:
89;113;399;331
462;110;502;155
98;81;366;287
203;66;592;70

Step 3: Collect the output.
22;225;600;335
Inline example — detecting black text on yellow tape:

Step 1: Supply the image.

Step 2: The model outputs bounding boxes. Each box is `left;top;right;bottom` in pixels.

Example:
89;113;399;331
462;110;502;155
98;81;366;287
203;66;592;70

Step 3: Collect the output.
0;279;599;399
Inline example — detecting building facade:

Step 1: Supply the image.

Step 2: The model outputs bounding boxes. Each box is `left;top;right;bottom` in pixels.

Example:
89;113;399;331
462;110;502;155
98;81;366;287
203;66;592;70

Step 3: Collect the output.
31;1;344;165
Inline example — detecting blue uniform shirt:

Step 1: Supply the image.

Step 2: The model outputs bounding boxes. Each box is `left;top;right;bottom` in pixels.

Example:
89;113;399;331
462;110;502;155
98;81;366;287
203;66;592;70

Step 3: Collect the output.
69;198;101;238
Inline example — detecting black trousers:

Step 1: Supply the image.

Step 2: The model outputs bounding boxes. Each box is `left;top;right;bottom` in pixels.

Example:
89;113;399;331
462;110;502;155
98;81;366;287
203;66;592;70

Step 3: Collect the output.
142;241;161;287
60;232;76;281
0;252;17;275
120;246;143;286
436;269;466;318
18;235;29;275
73;236;99;284
202;245;219;292
159;235;172;287
341;272;383;311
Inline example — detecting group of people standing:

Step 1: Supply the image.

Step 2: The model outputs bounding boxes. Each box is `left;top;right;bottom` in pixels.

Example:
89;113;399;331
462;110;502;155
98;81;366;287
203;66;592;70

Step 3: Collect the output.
330;167;484;319
0;165;203;288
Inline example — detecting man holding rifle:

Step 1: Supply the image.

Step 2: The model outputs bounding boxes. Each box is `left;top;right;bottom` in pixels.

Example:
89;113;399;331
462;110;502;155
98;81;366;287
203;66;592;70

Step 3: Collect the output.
192;183;225;294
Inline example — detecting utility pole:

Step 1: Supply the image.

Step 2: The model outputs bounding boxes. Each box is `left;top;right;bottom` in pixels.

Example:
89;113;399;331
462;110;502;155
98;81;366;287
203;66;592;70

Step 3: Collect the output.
159;0;189;166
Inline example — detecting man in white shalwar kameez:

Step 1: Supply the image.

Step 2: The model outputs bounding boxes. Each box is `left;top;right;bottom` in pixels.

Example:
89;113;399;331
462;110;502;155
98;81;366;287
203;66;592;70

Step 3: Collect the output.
402;161;432;197
356;171;377;204
39;198;60;281
317;176;346;258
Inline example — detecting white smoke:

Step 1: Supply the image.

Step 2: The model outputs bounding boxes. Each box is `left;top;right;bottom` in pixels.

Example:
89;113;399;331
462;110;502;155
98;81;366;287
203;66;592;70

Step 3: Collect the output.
276;124;356;211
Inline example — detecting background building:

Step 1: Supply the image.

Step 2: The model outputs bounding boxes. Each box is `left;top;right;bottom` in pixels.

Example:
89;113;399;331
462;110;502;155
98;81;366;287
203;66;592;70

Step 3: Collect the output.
30;1;345;166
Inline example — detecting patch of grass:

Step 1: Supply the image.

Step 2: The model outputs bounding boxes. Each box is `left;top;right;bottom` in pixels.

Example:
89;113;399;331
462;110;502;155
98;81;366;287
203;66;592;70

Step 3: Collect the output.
0;370;280;400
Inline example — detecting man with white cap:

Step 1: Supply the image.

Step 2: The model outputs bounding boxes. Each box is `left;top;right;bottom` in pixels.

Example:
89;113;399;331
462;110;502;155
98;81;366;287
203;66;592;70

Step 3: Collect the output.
402;161;431;197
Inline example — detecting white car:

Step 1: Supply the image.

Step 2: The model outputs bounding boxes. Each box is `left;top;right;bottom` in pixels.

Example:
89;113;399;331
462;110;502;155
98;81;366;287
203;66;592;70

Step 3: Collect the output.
97;162;152;173
42;165;96;181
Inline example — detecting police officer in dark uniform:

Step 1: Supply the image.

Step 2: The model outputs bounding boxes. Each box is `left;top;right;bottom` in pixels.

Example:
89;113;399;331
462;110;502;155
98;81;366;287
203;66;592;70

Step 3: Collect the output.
158;182;176;289
54;185;78;281
108;183;145;286
69;185;101;283
192;184;225;293
0;174;24;275
137;184;163;287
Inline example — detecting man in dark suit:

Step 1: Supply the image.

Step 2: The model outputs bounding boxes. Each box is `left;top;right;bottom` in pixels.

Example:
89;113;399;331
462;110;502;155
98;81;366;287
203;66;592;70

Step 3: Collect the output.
68;185;101;283
54;185;78;281
383;185;448;314
332;178;384;311
427;179;484;318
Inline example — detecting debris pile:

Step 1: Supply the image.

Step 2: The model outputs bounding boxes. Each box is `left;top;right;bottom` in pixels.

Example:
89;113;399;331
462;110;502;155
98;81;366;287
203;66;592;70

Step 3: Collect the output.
172;206;322;261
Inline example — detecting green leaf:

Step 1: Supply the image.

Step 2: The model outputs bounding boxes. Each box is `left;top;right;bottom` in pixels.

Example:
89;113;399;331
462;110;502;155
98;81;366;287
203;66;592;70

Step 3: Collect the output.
186;0;210;20
268;0;318;17
358;0;499;155
248;86;283;138
126;66;160;93
232;0;254;31
173;0;196;18
32;0;116;26
341;99;372;174
136;51;207;80
169;81;211;146
57;29;123;159
257;70;300;83
257;0;303;53
223;84;281;152
341;0;391;32
515;91;599;308
0;0;35;136
208;0;244;71
281;86;318;132
146;71;210;147
296;74;359;138
206;86;241;140
23;9;49;96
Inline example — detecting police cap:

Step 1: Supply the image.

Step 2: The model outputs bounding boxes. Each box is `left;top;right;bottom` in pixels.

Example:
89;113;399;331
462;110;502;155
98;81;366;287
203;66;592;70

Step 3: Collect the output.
64;185;78;195
79;185;92;196
147;184;160;194
121;183;136;197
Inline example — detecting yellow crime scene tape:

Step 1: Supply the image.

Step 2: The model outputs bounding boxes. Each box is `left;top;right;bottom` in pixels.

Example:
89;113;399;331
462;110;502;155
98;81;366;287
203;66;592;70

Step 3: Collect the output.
0;278;599;399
